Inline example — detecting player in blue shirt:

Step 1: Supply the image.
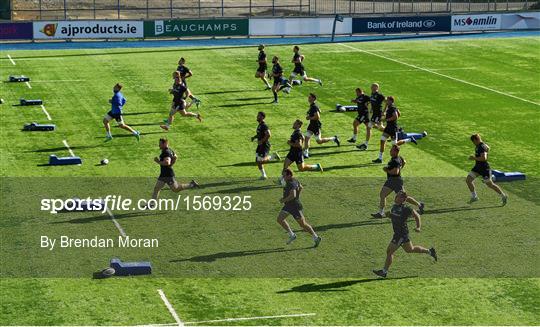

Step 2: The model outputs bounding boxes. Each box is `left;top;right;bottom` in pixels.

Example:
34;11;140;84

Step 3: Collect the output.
102;83;140;141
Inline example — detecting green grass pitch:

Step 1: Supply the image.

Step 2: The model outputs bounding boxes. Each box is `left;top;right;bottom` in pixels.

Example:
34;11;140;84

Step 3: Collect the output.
0;36;539;325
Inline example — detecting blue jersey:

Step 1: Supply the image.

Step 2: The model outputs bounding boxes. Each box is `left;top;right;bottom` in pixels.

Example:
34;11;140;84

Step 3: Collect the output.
110;91;126;115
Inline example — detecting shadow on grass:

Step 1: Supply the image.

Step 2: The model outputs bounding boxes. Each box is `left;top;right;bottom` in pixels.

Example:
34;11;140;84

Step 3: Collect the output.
30;145;102;153
309;219;390;232
217;101;270;108
228;96;269;101
218;161;282;168
307;149;361;157
171;246;313;263
423;205;501;215
122;111;162;116
276;276;417;293
200;88;261;95
205;184;281;194
323;162;378;172
50;211;162;224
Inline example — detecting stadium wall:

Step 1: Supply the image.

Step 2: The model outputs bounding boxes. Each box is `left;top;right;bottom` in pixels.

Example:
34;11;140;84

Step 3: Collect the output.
0;12;538;41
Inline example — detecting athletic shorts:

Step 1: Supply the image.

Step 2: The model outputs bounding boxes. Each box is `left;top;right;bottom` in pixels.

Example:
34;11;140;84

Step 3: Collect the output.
171;100;186;114
471;164;492;180
384;124;398;138
291;68;306;77
383;177;404;193
104;111;124;124
256;144;270;158
355;112;369;124
286;151;304;164
370;113;382;124
257;64;267;73
306;122;321;137
391;233;410;246
158;176;177;187
281;203;304;220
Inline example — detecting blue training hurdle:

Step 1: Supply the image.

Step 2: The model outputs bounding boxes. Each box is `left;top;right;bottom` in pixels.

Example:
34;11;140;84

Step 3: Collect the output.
110;258;152;276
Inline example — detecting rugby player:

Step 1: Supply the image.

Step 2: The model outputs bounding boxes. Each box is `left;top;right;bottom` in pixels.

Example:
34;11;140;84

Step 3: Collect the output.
371;145;424;218
251;111;280;179
103;83;140;142
160;71;202;131
151;138;199;200
372;96;416;163
176;57;202;107
373;191;437;278
466;133;508;205
255;45;271;90
277;168;322;247
368;83;386;133
271;56;292;104
346;88;371;149
289;46;323;86
279;119;323;184
304;93;340;158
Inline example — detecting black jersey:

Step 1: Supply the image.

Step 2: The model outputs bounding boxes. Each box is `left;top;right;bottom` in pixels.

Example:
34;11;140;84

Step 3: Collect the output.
387;156;404;178
256;122;270;147
171;82;187;102
272;63;283;77
293;53;304;70
370;91;385;115
385;104;399;126
176;65;191;79
307;103;322;129
258;51;267;63
356;94;370;115
390;204;413;236
159;148;175;178
289;129;303;154
474;143;490;169
283;178;302;206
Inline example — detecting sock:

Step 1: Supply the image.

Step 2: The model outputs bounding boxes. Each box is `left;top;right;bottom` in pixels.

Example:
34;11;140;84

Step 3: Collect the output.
312;234;319;241
363;141;369;146
304;149;309;155
273;91;278;101
382;268;388;273
288;230;295;237
378;152;383;160
259;168;266;177
106;131;112;137
315;79;320;83
379;208;384;215
402;138;412;143
132;131;138;135
352;134;357;140
471;191;477;198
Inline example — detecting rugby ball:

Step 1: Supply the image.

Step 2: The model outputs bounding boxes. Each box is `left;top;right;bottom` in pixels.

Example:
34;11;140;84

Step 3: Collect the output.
101;158;109;165
101;267;115;277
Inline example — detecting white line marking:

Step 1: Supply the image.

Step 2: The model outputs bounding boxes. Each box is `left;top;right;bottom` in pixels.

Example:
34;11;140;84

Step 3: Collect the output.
157;289;184;327
7;54;15;65
184;313;316;325
40;105;52;121
338;42;540;107
62;139;76;157
374;67;475;73
106;208;127;237
25;81;32;89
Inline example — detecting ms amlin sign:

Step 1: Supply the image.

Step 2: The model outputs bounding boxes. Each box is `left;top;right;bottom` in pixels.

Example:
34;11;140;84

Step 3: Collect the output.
145;19;248;37
353;16;451;33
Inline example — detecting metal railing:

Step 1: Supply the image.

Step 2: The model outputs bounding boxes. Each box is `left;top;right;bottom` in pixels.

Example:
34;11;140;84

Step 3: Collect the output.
10;0;535;20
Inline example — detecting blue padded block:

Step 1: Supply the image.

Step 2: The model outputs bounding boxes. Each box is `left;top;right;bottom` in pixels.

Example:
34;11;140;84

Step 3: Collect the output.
49;155;82;165
492;170;526;182
20;99;43;106
397;131;427;141
110;258;152;276
23;122;56;131
9;75;30;82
